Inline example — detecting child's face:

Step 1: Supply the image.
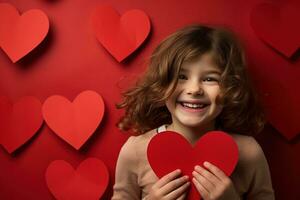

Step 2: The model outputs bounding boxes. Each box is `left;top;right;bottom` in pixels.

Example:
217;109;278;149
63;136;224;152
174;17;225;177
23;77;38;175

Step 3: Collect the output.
166;53;223;129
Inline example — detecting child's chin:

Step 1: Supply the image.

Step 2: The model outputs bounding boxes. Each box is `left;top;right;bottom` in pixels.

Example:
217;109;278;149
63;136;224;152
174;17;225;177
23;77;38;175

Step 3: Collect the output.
179;120;204;128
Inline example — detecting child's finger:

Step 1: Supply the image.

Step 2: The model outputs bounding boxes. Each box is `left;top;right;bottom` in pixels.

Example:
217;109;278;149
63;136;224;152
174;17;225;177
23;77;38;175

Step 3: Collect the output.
192;177;210;199
195;165;220;185
161;175;189;195
203;161;227;181
164;180;190;199
176;190;188;200
192;170;215;192
156;169;182;188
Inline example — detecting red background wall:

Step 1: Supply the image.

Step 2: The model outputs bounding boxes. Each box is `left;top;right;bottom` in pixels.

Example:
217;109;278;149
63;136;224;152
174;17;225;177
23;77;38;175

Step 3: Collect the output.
0;0;299;199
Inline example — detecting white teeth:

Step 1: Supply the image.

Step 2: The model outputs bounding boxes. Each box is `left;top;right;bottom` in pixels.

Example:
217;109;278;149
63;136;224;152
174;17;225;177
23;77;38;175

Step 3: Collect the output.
181;102;206;108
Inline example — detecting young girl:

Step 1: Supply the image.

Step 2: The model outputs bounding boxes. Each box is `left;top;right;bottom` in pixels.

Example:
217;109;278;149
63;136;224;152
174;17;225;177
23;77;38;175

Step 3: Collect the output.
112;24;275;200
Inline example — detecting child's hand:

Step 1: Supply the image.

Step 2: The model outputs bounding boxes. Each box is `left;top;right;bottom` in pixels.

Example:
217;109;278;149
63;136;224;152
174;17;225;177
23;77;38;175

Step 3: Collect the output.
148;169;190;200
192;162;239;200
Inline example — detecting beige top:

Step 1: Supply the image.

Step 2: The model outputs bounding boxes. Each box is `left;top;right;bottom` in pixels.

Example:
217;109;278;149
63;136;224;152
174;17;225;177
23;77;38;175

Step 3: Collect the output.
112;125;275;200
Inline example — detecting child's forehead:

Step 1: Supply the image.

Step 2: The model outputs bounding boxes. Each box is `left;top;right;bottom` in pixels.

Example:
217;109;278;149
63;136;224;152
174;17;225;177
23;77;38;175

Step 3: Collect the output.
181;53;220;71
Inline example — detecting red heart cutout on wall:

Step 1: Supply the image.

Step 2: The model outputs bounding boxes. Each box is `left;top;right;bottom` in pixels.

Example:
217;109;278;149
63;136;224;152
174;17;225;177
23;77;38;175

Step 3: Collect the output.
42;90;105;150
92;5;151;62
250;1;300;58
0;96;43;153
147;131;239;200
0;3;49;63
46;158;109;200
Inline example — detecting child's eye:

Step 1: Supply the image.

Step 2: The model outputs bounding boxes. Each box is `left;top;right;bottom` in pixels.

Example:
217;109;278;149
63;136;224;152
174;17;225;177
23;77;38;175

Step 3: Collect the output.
178;74;187;80
203;77;219;82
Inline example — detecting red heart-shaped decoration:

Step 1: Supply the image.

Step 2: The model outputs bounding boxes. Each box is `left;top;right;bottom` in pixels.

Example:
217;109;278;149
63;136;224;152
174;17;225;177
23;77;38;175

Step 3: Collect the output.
147;131;239;200
92;5;151;62
0;3;49;63
46;158;109;200
250;0;300;58
0;96;43;153
261;86;300;140
42;90;105;150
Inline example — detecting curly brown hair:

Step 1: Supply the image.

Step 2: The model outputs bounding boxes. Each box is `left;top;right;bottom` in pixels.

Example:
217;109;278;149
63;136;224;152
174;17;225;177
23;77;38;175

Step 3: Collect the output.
116;24;265;135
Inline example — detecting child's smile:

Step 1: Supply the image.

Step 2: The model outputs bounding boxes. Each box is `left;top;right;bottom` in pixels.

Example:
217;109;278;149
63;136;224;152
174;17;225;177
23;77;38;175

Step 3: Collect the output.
177;101;209;116
177;100;210;113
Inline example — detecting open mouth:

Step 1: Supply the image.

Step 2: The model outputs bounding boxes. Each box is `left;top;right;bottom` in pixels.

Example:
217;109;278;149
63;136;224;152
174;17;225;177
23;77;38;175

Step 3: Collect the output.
178;102;209;109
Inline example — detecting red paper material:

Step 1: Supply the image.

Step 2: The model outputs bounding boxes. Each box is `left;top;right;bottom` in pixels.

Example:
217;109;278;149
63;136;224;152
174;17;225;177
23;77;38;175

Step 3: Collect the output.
0;3;49;63
46;158;109;200
42;90;105;150
250;0;300;58
0;96;43;153
92;5;151;62
250;1;300;140
262;87;300;140
147;131;239;200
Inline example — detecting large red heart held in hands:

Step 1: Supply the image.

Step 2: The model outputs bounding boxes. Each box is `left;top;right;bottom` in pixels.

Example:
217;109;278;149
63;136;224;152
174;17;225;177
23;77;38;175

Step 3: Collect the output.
42;90;105;150
250;0;300;58
0;3;49;63
147;131;239;200
92;5;151;62
46;158;109;200
0;96;43;154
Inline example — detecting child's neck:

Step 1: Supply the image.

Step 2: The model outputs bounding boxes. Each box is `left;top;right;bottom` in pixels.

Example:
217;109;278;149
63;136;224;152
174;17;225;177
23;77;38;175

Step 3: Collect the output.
167;122;216;146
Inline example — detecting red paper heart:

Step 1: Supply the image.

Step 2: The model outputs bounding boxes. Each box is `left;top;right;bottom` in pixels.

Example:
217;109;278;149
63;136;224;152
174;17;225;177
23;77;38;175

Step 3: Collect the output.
147;131;239;200
42;90;105;150
0;96;43;153
250;0;300;58
92;5;151;62
46;158;109;200
0;3;49;63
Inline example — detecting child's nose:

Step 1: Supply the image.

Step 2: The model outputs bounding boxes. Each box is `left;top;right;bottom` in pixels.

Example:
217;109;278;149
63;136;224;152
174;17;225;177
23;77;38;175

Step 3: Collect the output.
186;81;204;96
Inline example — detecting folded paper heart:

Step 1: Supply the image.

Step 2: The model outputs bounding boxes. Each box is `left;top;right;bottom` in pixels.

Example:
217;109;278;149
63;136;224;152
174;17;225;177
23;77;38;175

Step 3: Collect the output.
42;90;105;150
0;96;43;154
147;131;239;200
46;158;109;200
92;5;151;62
0;3;49;63
250;1;300;58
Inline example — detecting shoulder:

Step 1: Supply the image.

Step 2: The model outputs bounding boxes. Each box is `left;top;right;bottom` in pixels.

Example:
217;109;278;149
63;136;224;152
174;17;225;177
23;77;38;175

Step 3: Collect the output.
230;133;265;165
132;129;158;147
127;129;157;149
229;134;274;197
119;129;157;160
